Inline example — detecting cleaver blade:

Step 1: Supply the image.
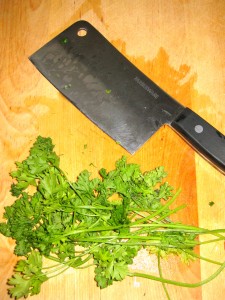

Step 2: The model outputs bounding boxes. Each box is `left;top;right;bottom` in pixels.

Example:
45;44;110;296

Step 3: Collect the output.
29;20;225;174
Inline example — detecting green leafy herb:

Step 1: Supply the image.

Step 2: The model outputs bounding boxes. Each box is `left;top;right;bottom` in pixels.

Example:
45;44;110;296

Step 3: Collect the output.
1;136;225;299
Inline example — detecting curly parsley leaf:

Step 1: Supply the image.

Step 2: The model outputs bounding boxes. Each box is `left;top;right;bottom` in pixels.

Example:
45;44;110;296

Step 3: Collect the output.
8;251;48;299
10;136;59;196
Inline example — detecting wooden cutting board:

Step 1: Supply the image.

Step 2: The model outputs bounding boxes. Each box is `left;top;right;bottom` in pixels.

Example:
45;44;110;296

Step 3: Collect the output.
0;1;224;299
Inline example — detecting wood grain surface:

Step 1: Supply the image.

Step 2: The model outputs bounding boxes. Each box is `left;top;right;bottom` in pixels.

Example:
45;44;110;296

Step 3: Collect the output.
0;1;225;299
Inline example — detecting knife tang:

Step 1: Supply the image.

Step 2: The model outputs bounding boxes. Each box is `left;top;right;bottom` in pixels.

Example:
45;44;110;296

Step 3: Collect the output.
171;108;225;173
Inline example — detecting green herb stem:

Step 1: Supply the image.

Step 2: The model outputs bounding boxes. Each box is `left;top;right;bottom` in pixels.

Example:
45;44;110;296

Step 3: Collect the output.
128;259;225;288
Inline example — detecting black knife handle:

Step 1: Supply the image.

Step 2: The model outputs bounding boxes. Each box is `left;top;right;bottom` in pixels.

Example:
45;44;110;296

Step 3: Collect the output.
171;108;225;173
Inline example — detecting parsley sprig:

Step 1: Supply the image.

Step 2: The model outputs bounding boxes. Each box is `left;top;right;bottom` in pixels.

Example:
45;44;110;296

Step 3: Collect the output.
1;136;225;299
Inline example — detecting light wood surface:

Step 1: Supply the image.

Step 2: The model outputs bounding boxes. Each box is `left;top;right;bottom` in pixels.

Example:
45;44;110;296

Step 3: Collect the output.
0;1;225;299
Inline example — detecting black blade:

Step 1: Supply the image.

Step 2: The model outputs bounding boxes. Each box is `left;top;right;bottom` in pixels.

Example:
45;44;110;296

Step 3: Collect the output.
30;20;184;153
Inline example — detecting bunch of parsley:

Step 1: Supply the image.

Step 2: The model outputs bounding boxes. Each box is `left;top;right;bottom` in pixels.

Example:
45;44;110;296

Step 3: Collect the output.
1;136;225;299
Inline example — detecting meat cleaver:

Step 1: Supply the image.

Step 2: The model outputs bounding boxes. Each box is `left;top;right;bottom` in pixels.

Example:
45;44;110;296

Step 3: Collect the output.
29;20;225;174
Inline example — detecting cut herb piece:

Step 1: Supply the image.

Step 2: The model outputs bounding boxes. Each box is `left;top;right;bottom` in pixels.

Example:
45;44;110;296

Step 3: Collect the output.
1;136;225;300
60;37;69;44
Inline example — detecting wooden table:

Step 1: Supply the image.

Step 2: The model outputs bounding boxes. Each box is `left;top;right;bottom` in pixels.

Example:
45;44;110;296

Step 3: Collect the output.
1;1;225;299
